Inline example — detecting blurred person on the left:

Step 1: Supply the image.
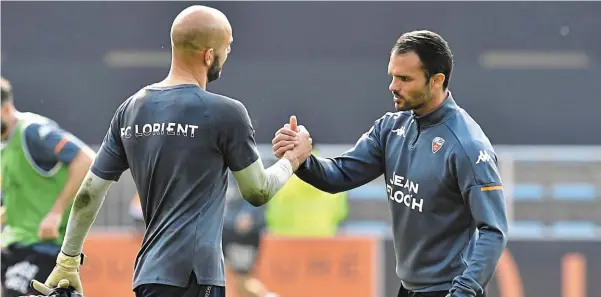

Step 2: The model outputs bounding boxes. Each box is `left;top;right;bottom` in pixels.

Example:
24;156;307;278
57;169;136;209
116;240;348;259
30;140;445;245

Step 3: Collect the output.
0;77;94;297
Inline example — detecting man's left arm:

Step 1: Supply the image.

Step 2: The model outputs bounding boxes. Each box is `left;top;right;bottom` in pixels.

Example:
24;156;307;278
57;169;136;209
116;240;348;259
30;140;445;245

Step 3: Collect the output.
30;125;96;218
449;143;509;297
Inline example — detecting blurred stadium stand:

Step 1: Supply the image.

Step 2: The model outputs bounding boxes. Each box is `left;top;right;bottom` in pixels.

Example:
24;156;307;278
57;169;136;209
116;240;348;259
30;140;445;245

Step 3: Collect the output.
93;145;601;239
2;2;601;147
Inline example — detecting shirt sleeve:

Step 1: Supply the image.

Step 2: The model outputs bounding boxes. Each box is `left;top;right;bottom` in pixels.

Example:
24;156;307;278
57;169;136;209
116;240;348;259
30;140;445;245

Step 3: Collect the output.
90;106;129;181
24;123;83;165
221;101;260;171
449;142;509;297
295;117;385;193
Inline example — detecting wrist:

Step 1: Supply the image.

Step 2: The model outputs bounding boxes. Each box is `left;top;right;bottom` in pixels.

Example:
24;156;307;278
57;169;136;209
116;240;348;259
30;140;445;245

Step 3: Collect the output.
61;250;80;258
48;209;64;217
282;153;299;171
50;200;69;216
57;251;84;269
298;158;308;169
449;287;475;297
58;251;85;266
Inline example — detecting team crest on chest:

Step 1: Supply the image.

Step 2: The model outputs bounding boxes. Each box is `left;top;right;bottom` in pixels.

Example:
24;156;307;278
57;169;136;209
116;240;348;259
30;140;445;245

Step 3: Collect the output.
431;137;445;153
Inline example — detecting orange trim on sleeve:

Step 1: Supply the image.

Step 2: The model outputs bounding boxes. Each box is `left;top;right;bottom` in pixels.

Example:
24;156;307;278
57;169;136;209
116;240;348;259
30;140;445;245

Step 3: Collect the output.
53;137;69;154
481;185;503;192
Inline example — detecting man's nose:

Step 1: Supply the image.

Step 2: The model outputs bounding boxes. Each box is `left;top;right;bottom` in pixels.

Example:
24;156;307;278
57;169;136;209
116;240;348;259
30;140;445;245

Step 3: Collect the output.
389;81;399;93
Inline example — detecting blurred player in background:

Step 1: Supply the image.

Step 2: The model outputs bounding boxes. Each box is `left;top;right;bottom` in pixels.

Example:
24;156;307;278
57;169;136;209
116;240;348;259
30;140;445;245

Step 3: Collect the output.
223;149;348;297
266;150;348;237
34;5;312;297
273;31;508;297
128;193;145;237
222;172;279;297
1;176;4;228
0;77;94;297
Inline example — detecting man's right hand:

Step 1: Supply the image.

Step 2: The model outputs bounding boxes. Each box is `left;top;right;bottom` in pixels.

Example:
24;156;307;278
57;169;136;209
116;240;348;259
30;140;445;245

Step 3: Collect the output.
272;116;312;170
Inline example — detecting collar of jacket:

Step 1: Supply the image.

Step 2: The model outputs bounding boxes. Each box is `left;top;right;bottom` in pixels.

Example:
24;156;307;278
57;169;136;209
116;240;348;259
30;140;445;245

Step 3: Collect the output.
413;91;459;127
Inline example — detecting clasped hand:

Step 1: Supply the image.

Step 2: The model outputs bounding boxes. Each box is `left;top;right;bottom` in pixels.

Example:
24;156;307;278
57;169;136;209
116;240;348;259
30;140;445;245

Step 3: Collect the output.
272;116;312;169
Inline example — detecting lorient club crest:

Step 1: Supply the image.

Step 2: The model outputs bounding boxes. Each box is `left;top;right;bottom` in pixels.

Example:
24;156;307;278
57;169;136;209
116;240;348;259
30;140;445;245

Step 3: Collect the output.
432;137;445;153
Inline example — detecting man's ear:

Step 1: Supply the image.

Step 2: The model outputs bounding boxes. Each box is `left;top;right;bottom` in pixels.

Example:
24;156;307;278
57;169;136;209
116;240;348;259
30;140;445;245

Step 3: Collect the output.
203;48;214;67
430;73;446;89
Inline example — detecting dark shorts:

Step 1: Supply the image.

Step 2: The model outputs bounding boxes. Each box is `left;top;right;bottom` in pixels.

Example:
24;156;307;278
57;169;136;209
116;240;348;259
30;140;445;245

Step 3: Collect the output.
222;225;262;275
1;243;60;297
397;285;487;297
134;273;225;297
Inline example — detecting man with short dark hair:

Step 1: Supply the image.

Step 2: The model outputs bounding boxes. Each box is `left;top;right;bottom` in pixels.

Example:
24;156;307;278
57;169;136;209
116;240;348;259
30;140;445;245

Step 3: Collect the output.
273;30;508;297
0;76;94;297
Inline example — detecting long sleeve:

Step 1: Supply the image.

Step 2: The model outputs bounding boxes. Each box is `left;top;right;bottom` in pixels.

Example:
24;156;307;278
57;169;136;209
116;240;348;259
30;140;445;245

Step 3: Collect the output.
449;142;509;297
296;118;385;193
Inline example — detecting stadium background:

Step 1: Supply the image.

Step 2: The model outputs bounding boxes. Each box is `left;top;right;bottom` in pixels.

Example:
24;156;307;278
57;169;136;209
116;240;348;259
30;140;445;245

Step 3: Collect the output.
2;1;601;297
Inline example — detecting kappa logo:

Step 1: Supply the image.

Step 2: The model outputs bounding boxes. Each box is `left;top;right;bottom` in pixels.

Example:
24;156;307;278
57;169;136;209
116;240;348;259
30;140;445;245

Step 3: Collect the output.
431;137;445;153
391;126;406;137
476;150;492;164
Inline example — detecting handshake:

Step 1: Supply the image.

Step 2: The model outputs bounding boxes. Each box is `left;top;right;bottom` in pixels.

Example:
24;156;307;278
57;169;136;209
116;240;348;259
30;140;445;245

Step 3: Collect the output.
271;115;313;170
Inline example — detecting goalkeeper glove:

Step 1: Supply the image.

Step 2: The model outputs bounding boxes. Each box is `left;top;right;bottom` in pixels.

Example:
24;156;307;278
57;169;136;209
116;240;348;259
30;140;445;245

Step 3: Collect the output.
40;252;85;294
31;279;84;297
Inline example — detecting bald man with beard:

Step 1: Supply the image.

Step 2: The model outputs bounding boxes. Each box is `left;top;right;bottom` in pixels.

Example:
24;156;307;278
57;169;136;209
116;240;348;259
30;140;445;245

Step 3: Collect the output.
31;5;312;297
